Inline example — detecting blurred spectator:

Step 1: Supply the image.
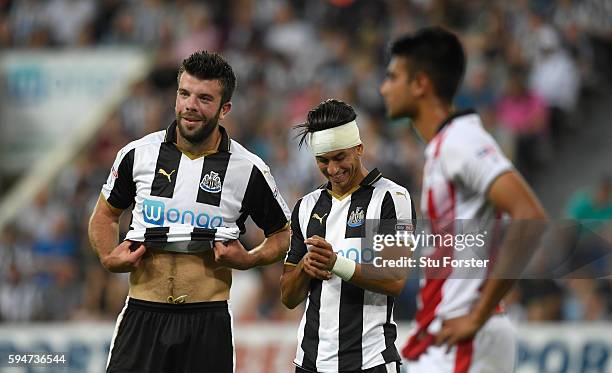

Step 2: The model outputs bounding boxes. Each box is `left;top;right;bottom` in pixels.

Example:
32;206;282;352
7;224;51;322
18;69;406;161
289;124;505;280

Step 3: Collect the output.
562;279;609;321
496;66;550;181
238;263;302;323
529;25;580;146
45;0;95;45
38;260;82;321
519;280;563;321
172;3;220;62
0;227;41;322
0;263;41;322
564;176;612;278
566;175;612;223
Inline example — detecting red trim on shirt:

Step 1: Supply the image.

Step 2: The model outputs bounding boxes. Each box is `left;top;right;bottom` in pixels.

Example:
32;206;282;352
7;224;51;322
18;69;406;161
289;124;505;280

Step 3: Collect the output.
454;338;474;373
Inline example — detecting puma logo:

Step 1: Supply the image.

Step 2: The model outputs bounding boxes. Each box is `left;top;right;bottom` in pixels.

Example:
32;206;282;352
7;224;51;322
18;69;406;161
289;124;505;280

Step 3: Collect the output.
395;191;408;199
312;213;328;225
158;168;176;182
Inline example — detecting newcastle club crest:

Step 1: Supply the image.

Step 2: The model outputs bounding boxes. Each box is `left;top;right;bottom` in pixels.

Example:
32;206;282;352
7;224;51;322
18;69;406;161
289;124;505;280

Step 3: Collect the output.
347;206;365;228
200;171;222;193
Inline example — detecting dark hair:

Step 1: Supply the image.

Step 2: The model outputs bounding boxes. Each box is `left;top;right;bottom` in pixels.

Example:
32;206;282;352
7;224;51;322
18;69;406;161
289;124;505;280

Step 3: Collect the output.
177;51;237;105
294;99;357;149
390;26;466;103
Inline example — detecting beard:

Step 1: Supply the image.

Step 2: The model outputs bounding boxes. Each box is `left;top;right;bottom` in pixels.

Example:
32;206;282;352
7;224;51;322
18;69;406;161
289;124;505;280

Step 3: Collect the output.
176;108;221;145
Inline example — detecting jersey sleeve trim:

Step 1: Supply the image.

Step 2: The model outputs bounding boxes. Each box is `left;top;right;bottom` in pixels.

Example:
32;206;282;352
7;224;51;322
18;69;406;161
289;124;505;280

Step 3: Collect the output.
285;198;307;265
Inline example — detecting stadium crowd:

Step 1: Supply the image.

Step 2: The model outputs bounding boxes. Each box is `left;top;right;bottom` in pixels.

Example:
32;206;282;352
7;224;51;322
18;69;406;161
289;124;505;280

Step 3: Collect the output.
1;0;612;323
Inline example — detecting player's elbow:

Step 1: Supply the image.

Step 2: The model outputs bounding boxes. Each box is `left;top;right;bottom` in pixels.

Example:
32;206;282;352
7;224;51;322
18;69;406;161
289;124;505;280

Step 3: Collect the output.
281;295;299;309
280;287;300;309
384;280;405;297
507;194;548;221
280;275;304;309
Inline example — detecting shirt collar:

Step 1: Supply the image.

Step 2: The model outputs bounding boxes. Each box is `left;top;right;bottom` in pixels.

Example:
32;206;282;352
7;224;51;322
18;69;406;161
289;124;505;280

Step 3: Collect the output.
435;108;477;134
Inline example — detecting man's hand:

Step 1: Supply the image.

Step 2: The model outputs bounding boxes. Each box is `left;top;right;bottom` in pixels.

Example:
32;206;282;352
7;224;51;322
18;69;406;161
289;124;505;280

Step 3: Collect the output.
214;240;255;270
100;240;146;273
435;314;483;349
304;235;337;271
302;253;332;280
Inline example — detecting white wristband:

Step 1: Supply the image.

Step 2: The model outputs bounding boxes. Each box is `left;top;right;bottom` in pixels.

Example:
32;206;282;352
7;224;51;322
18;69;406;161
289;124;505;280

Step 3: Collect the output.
331;255;356;281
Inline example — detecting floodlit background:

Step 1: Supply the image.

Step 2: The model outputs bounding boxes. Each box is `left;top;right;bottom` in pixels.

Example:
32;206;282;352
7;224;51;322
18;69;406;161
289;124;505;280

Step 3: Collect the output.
1;0;611;372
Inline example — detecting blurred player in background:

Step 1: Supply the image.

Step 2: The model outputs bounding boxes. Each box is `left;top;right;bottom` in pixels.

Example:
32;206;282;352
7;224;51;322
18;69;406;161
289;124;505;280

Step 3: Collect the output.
281;99;415;373
88;51;290;373
380;27;548;372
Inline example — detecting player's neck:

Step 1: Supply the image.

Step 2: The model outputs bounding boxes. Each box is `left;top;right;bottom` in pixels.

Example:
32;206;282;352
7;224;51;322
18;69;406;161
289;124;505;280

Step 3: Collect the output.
413;99;452;143
176;128;222;158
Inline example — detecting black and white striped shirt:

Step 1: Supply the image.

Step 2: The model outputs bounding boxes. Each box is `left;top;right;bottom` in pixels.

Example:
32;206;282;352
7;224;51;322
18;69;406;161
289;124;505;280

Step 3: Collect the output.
286;169;415;372
101;122;290;252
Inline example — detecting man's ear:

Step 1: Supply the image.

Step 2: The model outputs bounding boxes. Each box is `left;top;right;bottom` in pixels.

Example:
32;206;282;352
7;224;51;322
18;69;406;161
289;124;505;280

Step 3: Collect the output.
411;71;429;98
219;102;232;120
355;144;364;157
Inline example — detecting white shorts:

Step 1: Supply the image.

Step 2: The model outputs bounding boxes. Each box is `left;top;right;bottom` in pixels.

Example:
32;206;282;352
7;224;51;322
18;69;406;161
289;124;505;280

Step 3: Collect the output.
403;315;516;373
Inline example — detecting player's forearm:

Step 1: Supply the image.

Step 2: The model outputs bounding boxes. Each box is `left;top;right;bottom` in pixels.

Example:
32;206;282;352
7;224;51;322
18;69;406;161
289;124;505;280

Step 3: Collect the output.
248;229;290;267
470;278;515;326
471;216;548;325
349;264;406;297
281;262;311;309
88;211;120;267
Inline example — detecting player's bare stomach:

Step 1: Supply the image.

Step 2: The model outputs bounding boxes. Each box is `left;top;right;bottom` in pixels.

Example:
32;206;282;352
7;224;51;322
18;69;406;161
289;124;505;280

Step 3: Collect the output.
128;248;231;303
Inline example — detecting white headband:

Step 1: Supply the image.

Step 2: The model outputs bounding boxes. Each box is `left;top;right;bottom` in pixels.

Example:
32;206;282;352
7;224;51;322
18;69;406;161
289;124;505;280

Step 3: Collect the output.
309;120;362;156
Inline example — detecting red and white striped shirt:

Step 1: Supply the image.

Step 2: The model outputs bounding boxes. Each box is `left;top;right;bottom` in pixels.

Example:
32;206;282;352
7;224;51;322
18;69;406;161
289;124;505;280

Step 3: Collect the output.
403;110;513;360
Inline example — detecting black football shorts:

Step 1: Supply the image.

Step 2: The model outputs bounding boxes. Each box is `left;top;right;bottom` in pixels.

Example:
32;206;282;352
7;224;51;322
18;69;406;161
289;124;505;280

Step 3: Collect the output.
106;298;234;373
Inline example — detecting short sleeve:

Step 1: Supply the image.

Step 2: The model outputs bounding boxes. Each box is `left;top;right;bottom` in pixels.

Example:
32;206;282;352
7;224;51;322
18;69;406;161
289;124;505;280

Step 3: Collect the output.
241;165;290;237
285;199;307;265
378;189;416;235
442;134;512;195
101;147;137;210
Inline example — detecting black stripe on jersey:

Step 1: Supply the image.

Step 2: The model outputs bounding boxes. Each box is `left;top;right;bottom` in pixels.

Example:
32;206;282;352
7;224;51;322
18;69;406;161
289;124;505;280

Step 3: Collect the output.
186;228;216;252
410;198;417;231
143;227;170;242
345;187;374;238
286;199;306;265
196;152;231;206
237;166;288;237
301;192;332;371
191;227;216;241
378;191;397;235
339;282;365;370
108;148;137;210
381;297;400;363
150;143;182;198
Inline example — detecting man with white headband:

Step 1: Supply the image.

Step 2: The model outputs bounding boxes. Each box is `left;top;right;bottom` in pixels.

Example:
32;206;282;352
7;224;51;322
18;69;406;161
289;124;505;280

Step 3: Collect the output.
281;99;416;373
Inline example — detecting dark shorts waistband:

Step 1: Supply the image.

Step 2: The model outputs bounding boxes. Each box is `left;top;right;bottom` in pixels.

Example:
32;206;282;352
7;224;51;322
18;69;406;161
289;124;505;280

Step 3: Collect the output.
128;298;228;313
